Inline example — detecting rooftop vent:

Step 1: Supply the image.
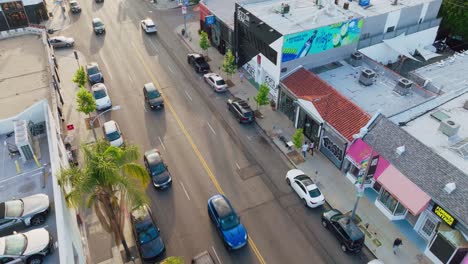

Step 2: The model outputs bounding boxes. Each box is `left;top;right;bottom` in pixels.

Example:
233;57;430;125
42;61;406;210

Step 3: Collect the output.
280;3;290;14
359;68;375;86
444;182;456;194
350;52;363;67
393;78;413;96
463;100;468;110
439;119;460;137
343;2;349;9
396;145;405;156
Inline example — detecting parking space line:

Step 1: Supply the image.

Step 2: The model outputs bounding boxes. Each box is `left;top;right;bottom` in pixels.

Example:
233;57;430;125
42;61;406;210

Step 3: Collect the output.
167;65;174;74
212;246;222;264
235;162;240;170
149;39;158;52
158;136;166;150
184;90;192;102
129;75;134;84
207;122;216;135
180;181;190;201
0;171;42;184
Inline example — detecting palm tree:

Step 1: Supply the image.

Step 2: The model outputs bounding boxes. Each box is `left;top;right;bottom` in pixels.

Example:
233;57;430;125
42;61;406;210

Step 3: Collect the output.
58;139;149;260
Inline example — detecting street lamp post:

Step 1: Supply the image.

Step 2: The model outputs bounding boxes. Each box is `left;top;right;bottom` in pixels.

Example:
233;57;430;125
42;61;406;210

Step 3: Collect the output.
89;105;121;142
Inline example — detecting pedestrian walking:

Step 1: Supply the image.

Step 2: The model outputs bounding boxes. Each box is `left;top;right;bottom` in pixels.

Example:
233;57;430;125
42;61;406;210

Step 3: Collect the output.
239;71;244;83
301;142;308;158
309;141;315;156
393;238;403;255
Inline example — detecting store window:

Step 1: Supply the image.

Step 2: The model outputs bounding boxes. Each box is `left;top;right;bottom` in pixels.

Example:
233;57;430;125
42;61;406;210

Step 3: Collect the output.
378;189;407;216
279;90;296;122
1;1;28;29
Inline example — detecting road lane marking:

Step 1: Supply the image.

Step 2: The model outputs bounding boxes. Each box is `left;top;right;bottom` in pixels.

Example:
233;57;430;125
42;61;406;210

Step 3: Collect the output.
129;75;134;84
158;136;166;150
180;181;191;200
168;65;174;74
149;39;158;52
184;90;192;102
235;162;240;170
100;56;113;80
212;246;222;264
207;122;216;135
133;47;266;264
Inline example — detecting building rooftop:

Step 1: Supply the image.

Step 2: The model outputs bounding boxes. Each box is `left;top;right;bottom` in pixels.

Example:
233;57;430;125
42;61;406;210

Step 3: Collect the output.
314;58;436;116
201;0;237;28
239;0;436;35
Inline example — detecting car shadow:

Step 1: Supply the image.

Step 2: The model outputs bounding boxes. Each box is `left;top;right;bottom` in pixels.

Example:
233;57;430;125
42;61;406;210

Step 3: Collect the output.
142;31;158;57
92;0;104;12
89;32;105;55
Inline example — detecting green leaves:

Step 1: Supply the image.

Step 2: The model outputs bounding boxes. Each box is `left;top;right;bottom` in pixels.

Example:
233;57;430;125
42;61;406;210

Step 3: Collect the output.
222;49;236;78
76;86;96;115
292;128;304;149
199;31;210;54
439;0;468;38
254;83;270;109
72;66;87;87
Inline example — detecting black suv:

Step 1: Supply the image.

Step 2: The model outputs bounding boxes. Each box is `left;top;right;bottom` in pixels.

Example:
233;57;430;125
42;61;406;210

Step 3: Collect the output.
187;53;210;73
227;97;255;124
321;209;365;253
130;206;165;261
143;82;164;110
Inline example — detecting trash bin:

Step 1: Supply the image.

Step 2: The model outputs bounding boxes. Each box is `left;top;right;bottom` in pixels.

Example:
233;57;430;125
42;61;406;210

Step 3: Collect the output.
48;12;53;17
181;28;186;36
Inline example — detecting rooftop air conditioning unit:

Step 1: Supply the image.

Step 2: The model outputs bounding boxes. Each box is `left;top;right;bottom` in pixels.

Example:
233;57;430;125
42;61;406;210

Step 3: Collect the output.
439;119;460;137
463;100;468;110
350;52;363;67
14;120;34;162
280;3;290;14
393;78;413;96
359;68;375;86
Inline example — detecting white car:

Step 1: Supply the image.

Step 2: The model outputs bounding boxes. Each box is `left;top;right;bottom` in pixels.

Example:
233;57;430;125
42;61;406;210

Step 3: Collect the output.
92;83;112;111
286;169;325;208
103;120;124;147
203;73;228;92
0;194;50;231
141;19;157;34
0;228;53;264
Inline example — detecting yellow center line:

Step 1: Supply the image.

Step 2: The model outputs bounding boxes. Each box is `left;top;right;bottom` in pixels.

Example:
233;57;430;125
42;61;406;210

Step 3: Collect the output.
133;46;266;264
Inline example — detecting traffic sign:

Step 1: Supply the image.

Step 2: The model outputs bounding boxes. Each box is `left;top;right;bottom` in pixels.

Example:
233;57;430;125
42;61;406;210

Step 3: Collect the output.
205;15;215;25
181;6;187;14
67;124;74;131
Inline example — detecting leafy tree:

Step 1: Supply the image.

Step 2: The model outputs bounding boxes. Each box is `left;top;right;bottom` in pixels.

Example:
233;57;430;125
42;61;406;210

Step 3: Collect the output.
221;49;237;80
253;83;270;110
161;256;184;264
57;140;149;260
438;0;468;40
292;128;304;149
76;86;96;116
199;31;210;57
72;66;87;87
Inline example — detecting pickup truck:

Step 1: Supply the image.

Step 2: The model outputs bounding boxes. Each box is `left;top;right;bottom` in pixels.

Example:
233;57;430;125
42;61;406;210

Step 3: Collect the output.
187;53;210;74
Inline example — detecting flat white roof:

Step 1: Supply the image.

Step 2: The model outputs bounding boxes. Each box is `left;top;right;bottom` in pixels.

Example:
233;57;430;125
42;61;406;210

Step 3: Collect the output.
201;0;237;28
402;93;468;173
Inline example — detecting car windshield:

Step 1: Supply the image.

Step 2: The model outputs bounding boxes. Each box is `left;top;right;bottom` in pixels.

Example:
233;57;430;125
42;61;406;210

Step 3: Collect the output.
87;66;99;75
94;89;107;99
147;25;155;28
215;80;226;85
220;214;239;231
243;111;254;118
5;200;23;217
106;131;120;141
150;162;166;176
138;223;159;244
308;188;322;198
194;57;205;64
94;21;104;27
71;2;78;6
4;234;27;256
147;90;160;99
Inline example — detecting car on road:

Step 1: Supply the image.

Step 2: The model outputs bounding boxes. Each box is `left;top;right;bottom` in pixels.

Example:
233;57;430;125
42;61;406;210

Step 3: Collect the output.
321;209;365;253
92;83;112;111
144;149;171;189
227;97;255;124
187;53;210;74
141;19;157;34
130;206;165;261
86;62;104;84
103;120;124;147
49;36;74;48
191;251;215;264
286;169;325;208
0;228;54;264
95;0;103;3
0;194;50;231
203;73;227;92
207;194;247;250
92;18;105;34
69;0;81;13
143;83;164;110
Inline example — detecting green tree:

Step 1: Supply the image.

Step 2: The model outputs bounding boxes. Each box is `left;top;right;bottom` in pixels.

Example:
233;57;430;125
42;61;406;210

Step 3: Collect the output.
199;31;210;57
439;0;468;40
57;140;149;260
76;86;96;115
161;256;184;264
221;49;237;80
253;83;270;110
72;66;87;87
292;128;304;149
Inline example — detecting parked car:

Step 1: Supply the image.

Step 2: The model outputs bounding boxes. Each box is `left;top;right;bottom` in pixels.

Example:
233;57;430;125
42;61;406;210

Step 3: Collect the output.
143;83;163;110
0;194;50;231
86;62;104;84
141;19;157;34
49;36;74;48
130;206;165;261
92;18;105;34
69;0;81;13
92;83;112;111
207;194;247;250
187;53;210;74
203;73;227;92
321;209;365;253
227;97;255;123
286;169;325;208
103;120;124;147
0;228;54;264
144;149;171;189
95;0;103;3
191;251;215;264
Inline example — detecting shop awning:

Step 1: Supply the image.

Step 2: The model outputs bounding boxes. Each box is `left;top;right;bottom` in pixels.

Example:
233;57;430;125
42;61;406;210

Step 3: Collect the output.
346;139;389;179
377;165;431;215
383;33;420;62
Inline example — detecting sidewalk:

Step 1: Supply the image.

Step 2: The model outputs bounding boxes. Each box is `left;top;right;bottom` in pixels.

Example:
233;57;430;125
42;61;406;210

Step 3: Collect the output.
43;0;73;32
177;21;431;264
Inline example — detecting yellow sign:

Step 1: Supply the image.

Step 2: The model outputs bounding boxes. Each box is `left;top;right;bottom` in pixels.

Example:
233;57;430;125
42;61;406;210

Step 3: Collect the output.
433;204;456;227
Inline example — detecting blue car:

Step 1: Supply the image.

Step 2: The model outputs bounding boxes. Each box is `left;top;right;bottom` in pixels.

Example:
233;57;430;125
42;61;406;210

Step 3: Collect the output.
207;194;248;250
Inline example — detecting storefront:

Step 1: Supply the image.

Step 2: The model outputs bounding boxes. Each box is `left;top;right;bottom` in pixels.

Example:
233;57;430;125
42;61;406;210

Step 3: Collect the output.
199;2;233;55
0;0;48;31
425;223;468;264
319;127;347;169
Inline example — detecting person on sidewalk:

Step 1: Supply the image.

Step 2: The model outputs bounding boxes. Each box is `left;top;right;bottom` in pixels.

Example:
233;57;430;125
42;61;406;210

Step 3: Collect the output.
301;142;308;158
308;141;315;156
393;238;403;255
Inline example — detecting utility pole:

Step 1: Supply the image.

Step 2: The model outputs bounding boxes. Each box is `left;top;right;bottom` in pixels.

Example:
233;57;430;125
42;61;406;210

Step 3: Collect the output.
351;138;374;220
182;0;188;36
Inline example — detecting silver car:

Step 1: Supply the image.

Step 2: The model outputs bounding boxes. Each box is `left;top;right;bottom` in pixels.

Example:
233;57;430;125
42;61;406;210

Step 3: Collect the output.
0;194;50;231
49;36;75;48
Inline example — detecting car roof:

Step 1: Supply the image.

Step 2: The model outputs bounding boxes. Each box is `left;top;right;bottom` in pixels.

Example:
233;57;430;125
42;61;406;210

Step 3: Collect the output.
143;19;154;25
337;217;365;240
144;82;157;92
87;62;98;68
232;98;253;113
92;83;106;91
93;18;102;23
210;195;234;218
52;36;67;40
210;74;223;81
103;120;118;133
189;53;202;58
144;149;162;165
70;0;78;3
296;174;315;186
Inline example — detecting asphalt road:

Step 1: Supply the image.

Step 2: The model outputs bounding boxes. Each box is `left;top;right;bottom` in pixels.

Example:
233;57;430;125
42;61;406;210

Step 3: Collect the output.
58;1;372;263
